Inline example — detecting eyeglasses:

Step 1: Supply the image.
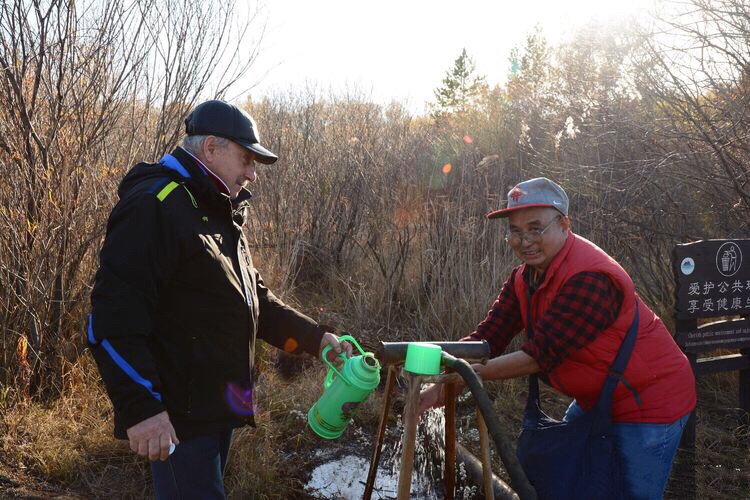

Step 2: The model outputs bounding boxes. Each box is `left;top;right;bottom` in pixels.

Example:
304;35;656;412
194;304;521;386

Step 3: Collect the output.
505;216;561;244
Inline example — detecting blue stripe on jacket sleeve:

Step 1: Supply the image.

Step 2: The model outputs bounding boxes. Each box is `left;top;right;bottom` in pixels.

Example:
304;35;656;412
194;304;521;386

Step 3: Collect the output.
101;340;163;402
87;313;162;402
87;313;97;345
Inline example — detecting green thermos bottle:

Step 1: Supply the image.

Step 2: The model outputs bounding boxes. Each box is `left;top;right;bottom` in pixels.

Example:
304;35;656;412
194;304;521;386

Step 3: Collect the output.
308;335;381;439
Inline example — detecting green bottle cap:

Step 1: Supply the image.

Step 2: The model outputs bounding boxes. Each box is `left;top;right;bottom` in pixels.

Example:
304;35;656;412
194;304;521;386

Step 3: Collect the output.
404;343;442;375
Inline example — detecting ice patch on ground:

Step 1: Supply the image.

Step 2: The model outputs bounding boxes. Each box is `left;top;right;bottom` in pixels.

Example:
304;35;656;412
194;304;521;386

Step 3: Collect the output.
304;454;433;499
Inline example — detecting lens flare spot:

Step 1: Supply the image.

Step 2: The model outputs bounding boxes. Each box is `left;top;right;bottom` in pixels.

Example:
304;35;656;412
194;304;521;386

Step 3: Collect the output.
463;135;473;144
442;163;452;175
283;337;299;353
225;382;255;416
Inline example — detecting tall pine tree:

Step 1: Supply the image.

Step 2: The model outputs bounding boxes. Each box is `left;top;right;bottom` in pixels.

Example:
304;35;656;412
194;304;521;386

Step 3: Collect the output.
432;48;488;115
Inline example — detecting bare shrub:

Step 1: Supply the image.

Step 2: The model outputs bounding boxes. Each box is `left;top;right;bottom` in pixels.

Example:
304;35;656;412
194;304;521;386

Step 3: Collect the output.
0;0;264;397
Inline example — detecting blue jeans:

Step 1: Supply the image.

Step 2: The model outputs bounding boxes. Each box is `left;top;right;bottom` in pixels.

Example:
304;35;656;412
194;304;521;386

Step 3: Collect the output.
150;430;233;500
564;401;689;500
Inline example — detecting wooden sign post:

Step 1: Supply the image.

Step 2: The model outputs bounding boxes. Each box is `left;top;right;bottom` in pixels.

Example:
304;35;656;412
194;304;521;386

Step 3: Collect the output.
672;239;750;448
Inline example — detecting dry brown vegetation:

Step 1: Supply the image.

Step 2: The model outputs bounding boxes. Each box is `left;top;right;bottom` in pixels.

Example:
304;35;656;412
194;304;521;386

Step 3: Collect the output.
1;0;749;498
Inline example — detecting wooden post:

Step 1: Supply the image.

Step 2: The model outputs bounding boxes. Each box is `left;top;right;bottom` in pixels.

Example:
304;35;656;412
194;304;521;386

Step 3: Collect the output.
740;347;750;415
674;315;698;450
397;371;422;499
444;382;456;500
674;314;698;500
477;410;495;500
364;365;398;500
681;348;698;450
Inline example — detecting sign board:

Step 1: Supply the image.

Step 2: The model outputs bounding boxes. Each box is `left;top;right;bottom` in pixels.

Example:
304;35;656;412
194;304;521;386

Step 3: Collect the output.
675;318;750;353
672;239;750;457
673;239;750;321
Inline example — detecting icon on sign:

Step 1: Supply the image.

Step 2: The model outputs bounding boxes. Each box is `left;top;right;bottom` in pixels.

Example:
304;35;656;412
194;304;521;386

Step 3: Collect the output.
681;257;695;276
715;242;742;277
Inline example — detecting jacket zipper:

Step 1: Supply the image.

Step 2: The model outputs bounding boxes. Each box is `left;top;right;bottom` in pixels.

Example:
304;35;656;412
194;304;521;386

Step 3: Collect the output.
230;204;256;400
238;234;258;419
187;335;196;415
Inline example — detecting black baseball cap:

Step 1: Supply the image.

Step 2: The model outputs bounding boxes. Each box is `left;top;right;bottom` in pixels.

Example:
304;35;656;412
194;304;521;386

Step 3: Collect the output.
184;100;278;164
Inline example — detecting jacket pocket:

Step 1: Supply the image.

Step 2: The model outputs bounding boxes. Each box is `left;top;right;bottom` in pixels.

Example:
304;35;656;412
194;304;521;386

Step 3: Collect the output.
186;331;248;421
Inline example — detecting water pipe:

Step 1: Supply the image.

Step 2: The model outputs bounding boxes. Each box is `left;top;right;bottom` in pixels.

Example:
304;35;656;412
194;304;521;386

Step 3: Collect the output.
440;351;538;500
376;341;489;365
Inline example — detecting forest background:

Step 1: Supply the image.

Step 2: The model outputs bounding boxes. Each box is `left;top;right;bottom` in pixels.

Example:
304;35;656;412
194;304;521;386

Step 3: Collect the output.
0;0;748;497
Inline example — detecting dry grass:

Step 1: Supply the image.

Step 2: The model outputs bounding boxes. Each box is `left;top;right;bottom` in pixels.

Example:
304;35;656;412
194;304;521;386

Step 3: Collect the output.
0;352;324;498
1;346;749;499
0;348;340;498
1;357;150;498
1;268;747;499
1;3;749;497
224;369;312;498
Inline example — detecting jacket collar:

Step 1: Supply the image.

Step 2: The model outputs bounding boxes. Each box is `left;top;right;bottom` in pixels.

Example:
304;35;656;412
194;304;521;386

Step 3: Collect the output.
164;147;253;210
162;147;209;179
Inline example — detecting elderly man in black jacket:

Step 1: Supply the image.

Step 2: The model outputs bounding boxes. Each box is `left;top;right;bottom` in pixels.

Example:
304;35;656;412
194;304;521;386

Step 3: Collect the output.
87;100;349;498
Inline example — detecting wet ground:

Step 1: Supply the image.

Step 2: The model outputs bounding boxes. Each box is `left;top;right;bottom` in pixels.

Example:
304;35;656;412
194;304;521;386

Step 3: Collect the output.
302;393;487;500
302;413;447;499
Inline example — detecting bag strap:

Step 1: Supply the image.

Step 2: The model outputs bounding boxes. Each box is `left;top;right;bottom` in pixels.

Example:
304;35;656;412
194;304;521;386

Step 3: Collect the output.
593;300;640;414
524;282;640;416
606;301;639;376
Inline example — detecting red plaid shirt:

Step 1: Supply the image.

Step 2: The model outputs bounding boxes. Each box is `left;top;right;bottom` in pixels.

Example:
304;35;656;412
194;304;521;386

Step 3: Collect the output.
462;268;623;372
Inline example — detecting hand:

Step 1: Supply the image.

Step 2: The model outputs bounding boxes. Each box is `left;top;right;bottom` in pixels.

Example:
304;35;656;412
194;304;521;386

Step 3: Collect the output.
472;362;488;380
319;332;353;363
126;411;179;462
417;383;445;416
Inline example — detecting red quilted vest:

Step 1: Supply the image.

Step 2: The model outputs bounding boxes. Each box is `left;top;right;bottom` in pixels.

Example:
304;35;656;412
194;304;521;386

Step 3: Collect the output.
514;232;696;423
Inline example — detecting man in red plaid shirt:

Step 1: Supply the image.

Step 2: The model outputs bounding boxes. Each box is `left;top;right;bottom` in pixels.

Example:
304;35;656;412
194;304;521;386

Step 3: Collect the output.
418;177;695;499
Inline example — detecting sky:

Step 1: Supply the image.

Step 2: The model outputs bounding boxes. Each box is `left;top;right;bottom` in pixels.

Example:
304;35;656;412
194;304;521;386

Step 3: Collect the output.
240;0;656;114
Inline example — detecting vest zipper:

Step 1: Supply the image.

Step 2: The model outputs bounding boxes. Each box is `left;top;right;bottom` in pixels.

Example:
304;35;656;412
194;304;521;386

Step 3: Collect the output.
528;282;570;394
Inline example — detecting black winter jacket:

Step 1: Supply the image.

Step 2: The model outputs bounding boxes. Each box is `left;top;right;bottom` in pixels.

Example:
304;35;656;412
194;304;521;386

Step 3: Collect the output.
88;147;325;440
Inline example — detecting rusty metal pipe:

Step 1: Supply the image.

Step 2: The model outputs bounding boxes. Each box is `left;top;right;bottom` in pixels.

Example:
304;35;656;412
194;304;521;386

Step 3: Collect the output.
456;444;519;500
376;341;490;365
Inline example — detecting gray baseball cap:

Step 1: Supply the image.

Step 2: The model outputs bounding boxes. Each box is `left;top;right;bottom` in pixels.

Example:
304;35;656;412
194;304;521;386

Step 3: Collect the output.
486;177;569;219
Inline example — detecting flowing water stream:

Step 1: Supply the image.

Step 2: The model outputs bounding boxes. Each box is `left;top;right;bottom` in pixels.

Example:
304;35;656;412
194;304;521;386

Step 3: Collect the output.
304;407;480;499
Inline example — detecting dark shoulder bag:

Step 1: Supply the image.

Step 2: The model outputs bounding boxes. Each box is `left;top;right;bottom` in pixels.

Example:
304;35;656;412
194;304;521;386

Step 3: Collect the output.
516;299;639;500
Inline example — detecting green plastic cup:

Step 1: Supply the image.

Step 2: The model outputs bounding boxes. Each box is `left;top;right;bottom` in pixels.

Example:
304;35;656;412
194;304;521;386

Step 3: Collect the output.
404;343;442;375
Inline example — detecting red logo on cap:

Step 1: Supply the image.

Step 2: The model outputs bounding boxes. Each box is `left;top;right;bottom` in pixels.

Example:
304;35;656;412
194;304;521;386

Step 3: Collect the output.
509;186;525;202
